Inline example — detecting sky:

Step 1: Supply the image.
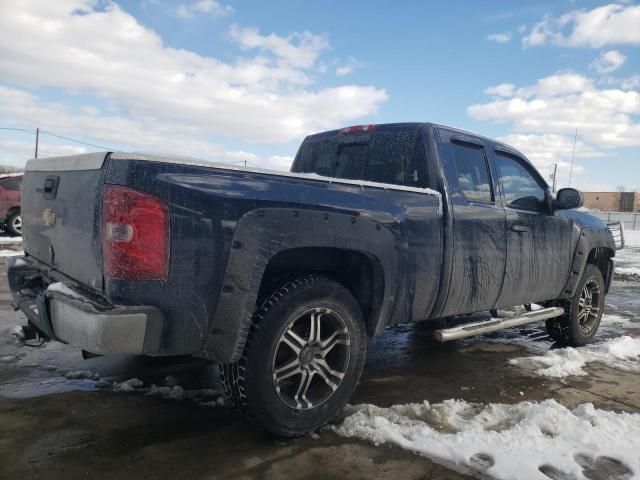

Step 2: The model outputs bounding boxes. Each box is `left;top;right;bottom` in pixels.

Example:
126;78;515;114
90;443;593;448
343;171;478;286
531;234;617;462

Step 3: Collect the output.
0;0;639;191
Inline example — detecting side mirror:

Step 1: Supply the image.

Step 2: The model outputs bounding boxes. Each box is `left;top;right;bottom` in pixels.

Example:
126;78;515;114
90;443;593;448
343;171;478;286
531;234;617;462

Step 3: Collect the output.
555;188;584;210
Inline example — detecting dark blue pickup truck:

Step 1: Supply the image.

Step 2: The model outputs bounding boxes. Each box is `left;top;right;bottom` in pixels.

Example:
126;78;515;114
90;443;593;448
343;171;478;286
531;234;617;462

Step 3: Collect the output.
8;123;617;435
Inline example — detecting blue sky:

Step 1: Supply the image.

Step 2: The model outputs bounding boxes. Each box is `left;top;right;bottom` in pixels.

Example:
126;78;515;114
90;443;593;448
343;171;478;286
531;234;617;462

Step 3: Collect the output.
0;0;638;190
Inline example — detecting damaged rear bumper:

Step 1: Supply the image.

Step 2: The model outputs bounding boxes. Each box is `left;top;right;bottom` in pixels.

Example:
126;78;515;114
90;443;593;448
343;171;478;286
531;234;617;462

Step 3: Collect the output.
7;256;164;355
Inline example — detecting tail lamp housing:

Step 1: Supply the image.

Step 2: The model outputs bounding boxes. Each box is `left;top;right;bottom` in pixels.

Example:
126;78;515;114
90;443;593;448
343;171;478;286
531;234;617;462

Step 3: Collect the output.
102;185;170;280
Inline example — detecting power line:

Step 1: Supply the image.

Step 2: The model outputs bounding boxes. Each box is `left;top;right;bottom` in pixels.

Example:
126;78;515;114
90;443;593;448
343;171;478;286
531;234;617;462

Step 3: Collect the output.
0;127;36;134
1;126;117;151
39;130;118;151
1;126;258;167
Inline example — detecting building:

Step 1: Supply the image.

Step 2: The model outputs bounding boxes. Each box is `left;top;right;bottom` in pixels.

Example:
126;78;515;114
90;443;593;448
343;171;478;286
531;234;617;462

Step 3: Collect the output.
582;191;640;212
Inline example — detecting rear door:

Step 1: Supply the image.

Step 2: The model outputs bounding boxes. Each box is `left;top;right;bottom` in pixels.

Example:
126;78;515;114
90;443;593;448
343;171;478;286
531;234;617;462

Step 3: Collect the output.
438;130;507;316
491;148;574;307
21;152;108;290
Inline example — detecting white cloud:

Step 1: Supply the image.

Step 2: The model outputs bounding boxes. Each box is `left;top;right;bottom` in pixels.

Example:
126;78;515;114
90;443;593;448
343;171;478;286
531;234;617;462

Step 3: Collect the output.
523;3;640;48
590;50;626;74
469;72;640;148
487;32;512;43
469;71;640;184
0;0;387;154
229;25;328;69
335;64;354;76
0;86;260;163
483;83;515;97
335;57;362;77
498;133;591;180
176;0;233;18
0;139;88;165
621;75;640;90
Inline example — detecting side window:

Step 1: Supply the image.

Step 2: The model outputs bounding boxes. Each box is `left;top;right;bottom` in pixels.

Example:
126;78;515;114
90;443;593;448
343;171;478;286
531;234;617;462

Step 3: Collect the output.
0;178;21;191
494;153;546;210
450;142;493;203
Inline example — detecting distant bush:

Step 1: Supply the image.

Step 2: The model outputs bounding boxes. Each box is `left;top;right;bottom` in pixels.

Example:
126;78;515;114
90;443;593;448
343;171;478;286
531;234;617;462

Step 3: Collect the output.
0;165;24;174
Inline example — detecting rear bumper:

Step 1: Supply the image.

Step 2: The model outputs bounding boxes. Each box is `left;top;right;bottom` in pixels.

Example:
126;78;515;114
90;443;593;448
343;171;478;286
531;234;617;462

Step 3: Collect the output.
7;256;164;355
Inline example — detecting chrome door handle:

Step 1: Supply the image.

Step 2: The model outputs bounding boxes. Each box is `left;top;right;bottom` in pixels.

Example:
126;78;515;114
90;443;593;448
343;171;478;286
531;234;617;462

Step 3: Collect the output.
511;224;530;233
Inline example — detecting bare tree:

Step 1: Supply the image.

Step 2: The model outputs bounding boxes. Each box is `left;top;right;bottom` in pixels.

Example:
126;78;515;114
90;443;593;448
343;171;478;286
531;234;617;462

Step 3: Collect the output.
615;185;627;192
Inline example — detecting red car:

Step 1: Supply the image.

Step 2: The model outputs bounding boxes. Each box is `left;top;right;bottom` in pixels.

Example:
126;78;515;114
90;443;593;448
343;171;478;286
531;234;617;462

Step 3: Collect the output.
0;174;22;236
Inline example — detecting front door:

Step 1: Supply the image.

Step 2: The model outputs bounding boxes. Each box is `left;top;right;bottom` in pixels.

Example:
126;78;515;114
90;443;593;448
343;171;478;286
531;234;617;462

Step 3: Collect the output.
492;149;574;307
438;131;507;317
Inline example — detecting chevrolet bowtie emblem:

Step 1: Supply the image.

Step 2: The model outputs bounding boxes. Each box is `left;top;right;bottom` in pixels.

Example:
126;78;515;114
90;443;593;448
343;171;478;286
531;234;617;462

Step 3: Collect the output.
42;209;56;227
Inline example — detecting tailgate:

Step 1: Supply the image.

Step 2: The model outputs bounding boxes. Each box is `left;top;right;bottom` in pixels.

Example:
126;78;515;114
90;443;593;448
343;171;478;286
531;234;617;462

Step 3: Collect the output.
21;152;108;291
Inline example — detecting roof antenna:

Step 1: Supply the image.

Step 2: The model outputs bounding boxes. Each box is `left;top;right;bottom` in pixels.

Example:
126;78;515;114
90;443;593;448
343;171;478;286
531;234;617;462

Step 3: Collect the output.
568;128;577;187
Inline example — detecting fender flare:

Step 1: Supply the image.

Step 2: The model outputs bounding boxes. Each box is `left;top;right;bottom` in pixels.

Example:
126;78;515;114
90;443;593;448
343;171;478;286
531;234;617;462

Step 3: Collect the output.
201;207;400;363
558;226;615;299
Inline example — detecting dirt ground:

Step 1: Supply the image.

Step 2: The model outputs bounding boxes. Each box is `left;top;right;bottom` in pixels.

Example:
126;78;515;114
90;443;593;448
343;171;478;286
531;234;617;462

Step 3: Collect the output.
1;235;639;480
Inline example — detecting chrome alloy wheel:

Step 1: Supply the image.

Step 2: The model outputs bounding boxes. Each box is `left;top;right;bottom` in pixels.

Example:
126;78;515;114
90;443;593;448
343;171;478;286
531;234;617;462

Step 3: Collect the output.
578;279;601;335
11;215;22;234
272;307;351;410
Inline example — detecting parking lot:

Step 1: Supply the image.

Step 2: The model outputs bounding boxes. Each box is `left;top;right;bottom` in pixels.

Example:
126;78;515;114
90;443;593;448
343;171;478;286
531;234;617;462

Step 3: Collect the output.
1;233;639;480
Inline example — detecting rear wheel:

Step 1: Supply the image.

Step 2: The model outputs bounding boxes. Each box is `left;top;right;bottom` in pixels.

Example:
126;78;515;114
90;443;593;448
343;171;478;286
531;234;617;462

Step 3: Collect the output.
546;264;604;346
220;275;366;437
5;210;21;236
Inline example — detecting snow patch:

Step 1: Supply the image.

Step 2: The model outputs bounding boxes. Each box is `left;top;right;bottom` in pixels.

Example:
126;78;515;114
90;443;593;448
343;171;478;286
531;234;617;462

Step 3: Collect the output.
615;266;640;280
334;399;640;480
46;282;85;301
0;236;22;244
111;378;226;407
510;335;640;378
0;249;24;257
145;384;186;400
114;378;144;392
64;370;100;380
12;257;26;266
9;325;25;341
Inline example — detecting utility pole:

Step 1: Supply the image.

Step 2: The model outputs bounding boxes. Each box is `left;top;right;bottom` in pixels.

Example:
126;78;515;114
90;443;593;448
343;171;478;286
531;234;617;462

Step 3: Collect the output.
34;127;39;158
568;128;577;187
551;163;558;192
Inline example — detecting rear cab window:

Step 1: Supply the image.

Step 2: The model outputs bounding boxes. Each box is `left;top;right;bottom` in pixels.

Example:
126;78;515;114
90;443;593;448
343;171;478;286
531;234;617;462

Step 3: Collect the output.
292;125;428;188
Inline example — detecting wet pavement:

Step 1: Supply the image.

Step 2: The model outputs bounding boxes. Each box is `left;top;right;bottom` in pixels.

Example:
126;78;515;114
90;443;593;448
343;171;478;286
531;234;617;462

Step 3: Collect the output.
1;234;639;479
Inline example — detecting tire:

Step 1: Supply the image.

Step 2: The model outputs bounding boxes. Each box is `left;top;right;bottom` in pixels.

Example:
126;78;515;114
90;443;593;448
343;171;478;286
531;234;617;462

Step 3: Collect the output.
5;210;21;236
220;274;367;437
546;264;604;347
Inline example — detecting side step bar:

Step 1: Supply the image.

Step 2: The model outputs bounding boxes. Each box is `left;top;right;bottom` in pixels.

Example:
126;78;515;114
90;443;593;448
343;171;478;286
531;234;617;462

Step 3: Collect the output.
434;306;565;342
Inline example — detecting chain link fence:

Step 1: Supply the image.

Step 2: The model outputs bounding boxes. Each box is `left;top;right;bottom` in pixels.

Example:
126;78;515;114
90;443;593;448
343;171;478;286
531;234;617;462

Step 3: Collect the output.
590;212;640;230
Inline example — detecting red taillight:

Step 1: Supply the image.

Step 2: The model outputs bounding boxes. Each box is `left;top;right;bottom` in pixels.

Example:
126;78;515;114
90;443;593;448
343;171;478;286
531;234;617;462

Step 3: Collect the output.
102;185;170;280
338;124;376;135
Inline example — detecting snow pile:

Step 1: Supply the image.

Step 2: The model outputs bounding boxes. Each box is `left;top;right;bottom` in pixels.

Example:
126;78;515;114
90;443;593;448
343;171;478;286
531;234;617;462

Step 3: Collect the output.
509;335;640;378
334;399;640;480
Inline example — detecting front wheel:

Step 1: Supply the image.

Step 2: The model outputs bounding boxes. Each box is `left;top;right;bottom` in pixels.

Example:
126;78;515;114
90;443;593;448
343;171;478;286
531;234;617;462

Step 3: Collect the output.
546;264;605;346
220;275;367;437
